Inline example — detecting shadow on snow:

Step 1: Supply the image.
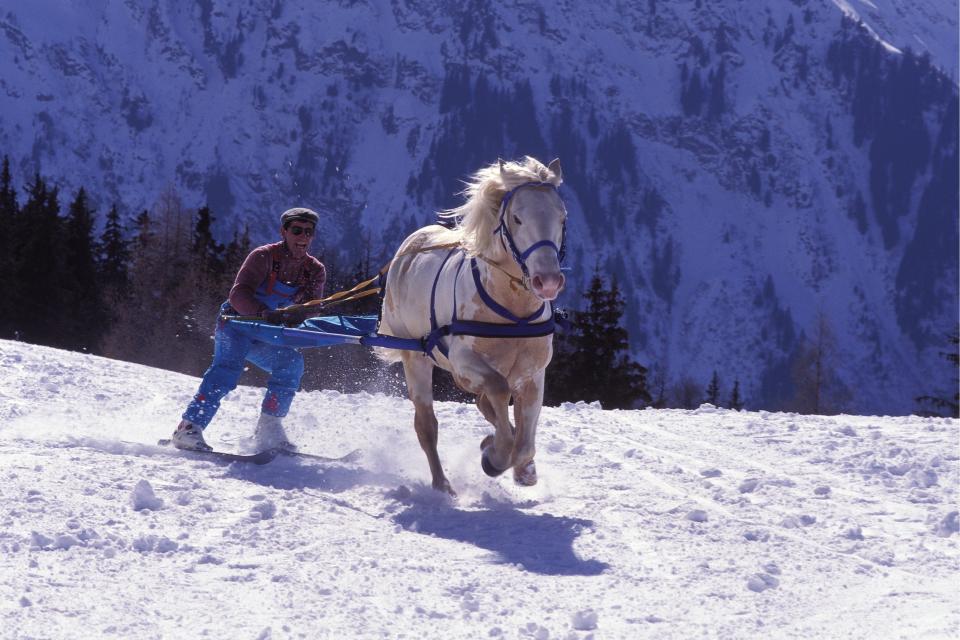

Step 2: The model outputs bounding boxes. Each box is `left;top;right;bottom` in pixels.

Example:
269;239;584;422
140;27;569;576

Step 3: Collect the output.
392;503;609;576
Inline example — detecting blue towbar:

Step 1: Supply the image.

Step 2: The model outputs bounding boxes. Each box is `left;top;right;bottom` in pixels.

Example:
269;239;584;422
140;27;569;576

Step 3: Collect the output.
226;314;425;351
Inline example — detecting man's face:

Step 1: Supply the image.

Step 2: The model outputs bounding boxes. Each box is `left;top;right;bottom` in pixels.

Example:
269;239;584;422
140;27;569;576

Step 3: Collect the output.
281;221;315;258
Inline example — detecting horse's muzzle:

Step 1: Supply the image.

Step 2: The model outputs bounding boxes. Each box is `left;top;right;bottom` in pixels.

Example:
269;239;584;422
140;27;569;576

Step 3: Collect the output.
530;272;565;301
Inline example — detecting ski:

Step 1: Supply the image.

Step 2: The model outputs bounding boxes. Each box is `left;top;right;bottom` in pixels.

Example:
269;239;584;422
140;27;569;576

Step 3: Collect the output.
157;439;278;465
278;448;362;463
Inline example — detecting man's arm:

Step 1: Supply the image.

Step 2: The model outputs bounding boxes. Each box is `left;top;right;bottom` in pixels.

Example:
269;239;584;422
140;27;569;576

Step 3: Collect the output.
308;262;327;302
229;248;270;315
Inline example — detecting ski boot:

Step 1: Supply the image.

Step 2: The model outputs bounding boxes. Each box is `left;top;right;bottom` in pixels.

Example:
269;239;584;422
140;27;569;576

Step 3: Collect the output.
254;413;296;452
171;420;212;452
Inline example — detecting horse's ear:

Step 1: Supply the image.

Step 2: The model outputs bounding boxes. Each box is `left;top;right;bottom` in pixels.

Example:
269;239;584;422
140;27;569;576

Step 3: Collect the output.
547;158;563;181
498;158;507;178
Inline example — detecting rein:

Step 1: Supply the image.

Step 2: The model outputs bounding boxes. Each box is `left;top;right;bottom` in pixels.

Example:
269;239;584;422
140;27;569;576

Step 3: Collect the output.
225;242;461;321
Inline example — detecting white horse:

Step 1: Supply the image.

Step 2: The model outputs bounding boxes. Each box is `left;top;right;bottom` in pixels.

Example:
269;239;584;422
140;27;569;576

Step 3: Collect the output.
379;156;567;495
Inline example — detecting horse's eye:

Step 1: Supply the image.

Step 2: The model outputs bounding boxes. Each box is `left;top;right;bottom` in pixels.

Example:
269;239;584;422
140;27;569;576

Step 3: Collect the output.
513;215;523;225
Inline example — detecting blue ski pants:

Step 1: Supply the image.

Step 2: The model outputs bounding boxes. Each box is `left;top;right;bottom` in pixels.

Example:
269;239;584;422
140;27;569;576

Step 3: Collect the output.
182;320;305;429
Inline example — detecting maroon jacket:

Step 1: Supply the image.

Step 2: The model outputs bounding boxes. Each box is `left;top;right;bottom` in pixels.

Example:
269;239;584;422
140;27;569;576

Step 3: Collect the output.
229;242;326;315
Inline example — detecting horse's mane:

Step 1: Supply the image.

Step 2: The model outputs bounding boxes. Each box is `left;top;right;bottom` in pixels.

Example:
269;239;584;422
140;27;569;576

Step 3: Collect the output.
436;156;562;256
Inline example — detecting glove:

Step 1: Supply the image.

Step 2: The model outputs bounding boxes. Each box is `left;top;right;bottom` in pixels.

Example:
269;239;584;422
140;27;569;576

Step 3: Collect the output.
261;305;317;327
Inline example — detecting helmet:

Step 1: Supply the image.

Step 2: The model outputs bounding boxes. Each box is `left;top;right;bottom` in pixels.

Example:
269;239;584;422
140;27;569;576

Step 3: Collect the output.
280;207;319;227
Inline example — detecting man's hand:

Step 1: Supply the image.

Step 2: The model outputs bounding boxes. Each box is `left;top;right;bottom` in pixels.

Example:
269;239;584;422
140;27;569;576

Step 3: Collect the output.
261;305;318;327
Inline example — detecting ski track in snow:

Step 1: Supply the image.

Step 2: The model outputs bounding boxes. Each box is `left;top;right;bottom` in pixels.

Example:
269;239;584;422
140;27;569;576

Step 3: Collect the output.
0;341;957;639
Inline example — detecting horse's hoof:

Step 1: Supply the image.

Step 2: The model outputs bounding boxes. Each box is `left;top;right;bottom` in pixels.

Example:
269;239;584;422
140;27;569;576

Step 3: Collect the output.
480;434;494;451
434;479;457;497
513;460;538;486
481;446;506;477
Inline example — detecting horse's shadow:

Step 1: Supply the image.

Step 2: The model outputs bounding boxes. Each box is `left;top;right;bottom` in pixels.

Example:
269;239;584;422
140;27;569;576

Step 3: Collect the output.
225;459;607;577
392;500;609;577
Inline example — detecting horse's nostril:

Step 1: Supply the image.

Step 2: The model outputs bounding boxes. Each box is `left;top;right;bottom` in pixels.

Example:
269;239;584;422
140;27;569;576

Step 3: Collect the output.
532;275;544;290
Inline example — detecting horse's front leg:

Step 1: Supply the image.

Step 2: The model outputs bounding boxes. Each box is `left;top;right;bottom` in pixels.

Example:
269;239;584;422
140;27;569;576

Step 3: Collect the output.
450;353;514;476
401;352;454;495
510;370;544;486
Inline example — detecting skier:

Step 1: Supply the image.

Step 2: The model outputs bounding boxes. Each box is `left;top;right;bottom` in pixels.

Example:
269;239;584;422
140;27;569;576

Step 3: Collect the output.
171;207;327;452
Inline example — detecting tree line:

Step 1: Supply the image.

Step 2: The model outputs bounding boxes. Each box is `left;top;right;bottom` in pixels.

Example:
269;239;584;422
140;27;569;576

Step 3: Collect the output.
0;156;810;413
0;157;658;408
2;158;953;416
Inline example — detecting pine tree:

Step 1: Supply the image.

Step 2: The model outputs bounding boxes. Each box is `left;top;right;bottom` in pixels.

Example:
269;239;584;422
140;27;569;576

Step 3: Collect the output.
915;331;959;418
133;209;153;250
546;271;651;408
0;156;20;337
193;205;224;276
62;187;104;351
705;370;720;405
99;203;130;295
223;224;252;279
729;379;744;410
15;174;69;346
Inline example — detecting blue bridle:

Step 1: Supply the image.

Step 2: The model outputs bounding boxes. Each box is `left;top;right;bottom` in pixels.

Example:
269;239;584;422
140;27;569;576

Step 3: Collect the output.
492;181;567;280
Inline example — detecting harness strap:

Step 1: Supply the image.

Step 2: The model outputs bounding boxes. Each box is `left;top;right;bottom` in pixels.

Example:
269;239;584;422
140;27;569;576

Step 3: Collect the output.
419;251;554;361
266;245;282;296
425;248;462;360
449;317;555;338
470;258;545;324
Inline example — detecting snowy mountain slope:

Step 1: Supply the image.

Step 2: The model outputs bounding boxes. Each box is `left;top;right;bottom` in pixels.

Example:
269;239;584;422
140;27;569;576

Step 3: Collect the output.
0;1;957;414
1;340;958;639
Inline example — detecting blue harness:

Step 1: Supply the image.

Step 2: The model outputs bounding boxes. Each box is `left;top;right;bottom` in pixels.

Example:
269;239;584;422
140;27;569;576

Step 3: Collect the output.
420;181;565;361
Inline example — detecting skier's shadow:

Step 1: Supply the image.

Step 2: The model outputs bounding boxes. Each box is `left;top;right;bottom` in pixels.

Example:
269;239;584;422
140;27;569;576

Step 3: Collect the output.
392;502;608;576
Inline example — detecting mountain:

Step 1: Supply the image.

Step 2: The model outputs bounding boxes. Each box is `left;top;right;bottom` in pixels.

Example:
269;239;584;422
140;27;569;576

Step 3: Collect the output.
2;339;958;638
0;0;957;414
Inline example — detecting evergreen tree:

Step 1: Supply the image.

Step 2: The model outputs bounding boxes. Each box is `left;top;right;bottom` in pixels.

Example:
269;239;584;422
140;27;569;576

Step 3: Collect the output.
0;156;20;337
705;370;720;405
223;224;252;279
15;174;69;346
193;205;225;276
133;209;153;250
915;331;959;418
670;377;703;409
545;271;651;408
62;187;104;351
729;379;744;410
99;203;130;295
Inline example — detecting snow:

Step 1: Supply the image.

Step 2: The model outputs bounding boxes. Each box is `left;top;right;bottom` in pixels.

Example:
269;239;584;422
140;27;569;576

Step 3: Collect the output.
1;339;958;638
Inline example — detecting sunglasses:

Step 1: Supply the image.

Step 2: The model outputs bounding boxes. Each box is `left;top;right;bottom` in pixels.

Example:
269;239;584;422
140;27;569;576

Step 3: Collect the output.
287;225;315;237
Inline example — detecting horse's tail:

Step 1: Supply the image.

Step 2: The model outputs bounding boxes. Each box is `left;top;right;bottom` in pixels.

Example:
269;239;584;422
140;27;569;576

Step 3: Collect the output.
373;346;403;364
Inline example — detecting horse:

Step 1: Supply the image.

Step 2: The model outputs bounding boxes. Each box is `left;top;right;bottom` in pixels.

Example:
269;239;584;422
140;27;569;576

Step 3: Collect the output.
378;156;568;495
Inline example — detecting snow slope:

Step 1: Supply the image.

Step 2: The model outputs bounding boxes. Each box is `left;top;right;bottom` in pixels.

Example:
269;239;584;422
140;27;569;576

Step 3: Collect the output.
1;340;957;639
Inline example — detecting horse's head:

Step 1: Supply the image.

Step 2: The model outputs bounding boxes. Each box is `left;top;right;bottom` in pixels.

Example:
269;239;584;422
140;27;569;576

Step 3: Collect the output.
495;158;567;301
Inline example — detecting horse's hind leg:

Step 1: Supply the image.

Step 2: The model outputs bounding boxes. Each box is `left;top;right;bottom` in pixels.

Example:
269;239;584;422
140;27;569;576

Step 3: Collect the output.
401;352;454;495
